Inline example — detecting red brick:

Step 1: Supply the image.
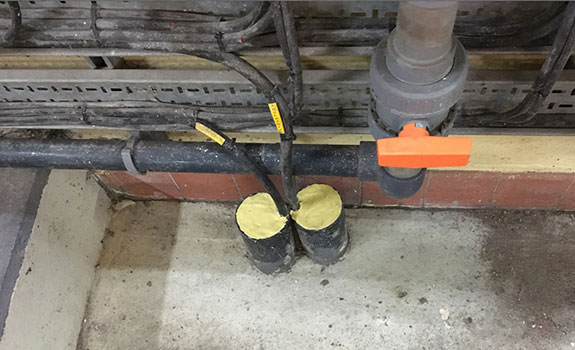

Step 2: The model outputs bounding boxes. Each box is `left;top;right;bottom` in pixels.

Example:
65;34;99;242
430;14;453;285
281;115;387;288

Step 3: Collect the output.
97;171;183;199
361;174;430;207
425;171;500;208
297;176;361;206
97;170;575;210
557;178;575;210
170;173;240;201
232;174;287;199
492;173;573;209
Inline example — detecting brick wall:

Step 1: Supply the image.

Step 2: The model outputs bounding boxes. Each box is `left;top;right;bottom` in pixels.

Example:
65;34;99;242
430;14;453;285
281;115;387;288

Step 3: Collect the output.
97;170;575;211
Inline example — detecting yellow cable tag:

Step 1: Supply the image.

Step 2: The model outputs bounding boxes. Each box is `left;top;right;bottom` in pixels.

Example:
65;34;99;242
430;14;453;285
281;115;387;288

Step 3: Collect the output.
195;122;225;145
268;102;285;134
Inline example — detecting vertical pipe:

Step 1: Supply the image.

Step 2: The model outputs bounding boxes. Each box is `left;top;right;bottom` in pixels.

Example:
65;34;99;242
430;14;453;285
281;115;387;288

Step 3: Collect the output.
386;1;459;84
369;1;466;199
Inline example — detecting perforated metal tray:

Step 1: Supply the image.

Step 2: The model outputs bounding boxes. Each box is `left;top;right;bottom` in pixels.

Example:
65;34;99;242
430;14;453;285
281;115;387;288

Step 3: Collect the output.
1;69;574;114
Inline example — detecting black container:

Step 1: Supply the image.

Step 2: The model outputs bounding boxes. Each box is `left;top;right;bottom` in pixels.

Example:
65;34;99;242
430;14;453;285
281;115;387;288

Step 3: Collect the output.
236;208;296;274
294;208;349;265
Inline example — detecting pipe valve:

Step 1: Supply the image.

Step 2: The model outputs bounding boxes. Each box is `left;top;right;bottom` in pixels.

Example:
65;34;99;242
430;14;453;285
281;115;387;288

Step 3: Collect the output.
368;1;469;199
377;123;472;169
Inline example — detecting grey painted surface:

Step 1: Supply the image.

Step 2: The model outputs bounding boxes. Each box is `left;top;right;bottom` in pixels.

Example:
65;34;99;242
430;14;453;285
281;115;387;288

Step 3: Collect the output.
0;168;49;338
79;202;575;350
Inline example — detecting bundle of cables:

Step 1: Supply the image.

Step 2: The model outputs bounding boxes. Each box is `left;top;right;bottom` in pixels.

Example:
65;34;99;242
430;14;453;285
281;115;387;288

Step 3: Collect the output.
0;1;571;132
0;1;574;211
462;2;575;126
0;1;274;51
0;102;273;131
0;1;302;213
254;2;566;48
0;1;567;48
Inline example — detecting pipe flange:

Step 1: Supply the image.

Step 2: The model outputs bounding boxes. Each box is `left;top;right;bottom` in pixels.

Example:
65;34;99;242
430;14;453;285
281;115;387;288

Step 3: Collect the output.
366;100;396;140
367;98;460;139
369;39;468;132
377;166;426;200
386;34;457;85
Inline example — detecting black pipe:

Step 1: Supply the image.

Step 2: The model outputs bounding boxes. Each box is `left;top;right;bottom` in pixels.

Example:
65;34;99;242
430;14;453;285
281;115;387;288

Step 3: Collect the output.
0;138;373;178
0;139;430;198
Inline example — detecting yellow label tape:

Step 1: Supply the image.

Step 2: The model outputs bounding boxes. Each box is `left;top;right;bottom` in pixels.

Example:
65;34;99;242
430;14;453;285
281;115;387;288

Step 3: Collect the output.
268;102;285;134
195;122;226;145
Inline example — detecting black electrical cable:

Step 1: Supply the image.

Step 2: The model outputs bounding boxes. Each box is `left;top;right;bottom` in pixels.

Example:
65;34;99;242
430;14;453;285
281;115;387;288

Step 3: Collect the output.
96;2;269;35
291;3;566;48
0;3;300;210
221;28;387;48
2;2;570;132
1;2;565;49
79;8;296;144
272;1;303;211
0;102;273;130
0;99;289;214
0;100;371;130
2;1;20;44
280;2;303;118
93;9;222;22
193;120;289;217
138;49;300;210
6;3;269;35
2;2;275;52
464;2;575;126
226;4;565;48
455;2;566;48
96;8;275;50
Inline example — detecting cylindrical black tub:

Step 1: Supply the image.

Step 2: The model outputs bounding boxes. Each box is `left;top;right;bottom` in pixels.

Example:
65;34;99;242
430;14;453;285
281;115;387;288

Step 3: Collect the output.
292;184;349;265
294;208;348;265
235;193;296;274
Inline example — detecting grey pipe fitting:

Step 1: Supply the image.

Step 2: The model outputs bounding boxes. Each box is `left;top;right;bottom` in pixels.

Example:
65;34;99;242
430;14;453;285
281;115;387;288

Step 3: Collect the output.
368;1;468;199
386;1;459;85
369;0;467;136
370;40;468;134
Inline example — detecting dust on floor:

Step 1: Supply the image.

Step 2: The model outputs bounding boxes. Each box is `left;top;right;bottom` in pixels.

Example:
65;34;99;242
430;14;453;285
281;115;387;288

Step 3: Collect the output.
77;202;575;350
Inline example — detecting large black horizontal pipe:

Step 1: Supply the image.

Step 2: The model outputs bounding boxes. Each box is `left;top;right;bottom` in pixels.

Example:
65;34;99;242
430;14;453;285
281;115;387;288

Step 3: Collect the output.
0;138;379;180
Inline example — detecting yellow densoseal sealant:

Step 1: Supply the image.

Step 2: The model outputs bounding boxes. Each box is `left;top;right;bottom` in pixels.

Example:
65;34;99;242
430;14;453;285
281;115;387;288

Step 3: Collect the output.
291;184;342;230
236;192;288;240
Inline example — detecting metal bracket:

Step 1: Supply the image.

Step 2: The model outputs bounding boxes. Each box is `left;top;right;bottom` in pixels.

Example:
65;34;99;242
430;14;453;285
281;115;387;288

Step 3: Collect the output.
121;132;146;176
84;56;126;69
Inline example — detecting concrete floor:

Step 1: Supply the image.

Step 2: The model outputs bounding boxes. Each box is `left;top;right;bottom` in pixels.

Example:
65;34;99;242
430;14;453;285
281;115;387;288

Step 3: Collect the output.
0;170;111;350
78;202;575;350
0;168;48;336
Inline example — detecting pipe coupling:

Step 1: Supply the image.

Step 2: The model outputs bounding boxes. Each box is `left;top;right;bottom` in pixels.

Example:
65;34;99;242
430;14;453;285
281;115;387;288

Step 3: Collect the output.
369;39;468;135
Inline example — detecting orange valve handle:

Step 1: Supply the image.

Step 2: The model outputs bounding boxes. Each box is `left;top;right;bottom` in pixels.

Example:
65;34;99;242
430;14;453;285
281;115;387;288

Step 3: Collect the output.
376;123;472;168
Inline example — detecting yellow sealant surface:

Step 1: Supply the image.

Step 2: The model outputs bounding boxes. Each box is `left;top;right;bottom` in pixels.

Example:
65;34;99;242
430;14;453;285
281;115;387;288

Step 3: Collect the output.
291;184;342;230
236;192;287;240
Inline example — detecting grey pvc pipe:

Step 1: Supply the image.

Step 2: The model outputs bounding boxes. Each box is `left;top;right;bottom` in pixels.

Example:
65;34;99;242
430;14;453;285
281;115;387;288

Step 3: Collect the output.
386;1;459;84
